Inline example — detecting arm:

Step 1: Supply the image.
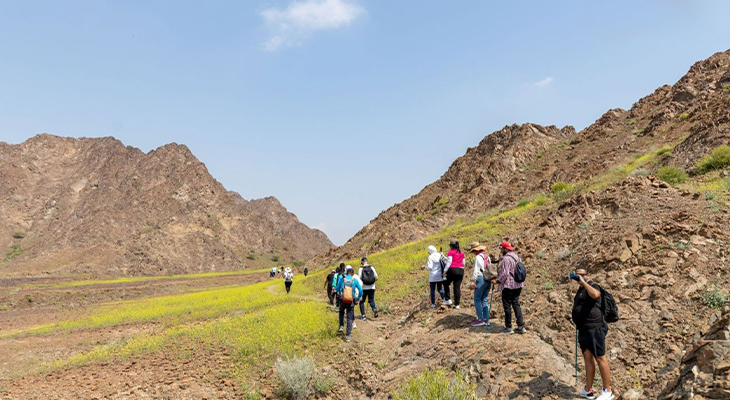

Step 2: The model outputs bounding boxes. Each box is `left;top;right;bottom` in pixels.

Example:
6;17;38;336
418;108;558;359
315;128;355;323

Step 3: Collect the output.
496;259;507;284
471;254;483;281
580;278;601;300
354;280;363;302
373;267;378;281
446;256;453;269
424;256;435;271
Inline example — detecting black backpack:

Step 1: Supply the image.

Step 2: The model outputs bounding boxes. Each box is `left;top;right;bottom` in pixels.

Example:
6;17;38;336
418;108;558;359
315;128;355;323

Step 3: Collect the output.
507;255;527;283
439;253;449;274
361;265;376;285
599;286;620;323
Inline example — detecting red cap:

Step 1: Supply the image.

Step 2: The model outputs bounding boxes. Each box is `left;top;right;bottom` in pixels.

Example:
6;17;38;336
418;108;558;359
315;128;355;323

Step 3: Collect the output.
499;241;514;251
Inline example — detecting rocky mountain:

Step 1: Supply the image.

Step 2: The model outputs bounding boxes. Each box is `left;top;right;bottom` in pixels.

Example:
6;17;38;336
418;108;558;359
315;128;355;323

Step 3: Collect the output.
328;49;730;260
0;135;333;277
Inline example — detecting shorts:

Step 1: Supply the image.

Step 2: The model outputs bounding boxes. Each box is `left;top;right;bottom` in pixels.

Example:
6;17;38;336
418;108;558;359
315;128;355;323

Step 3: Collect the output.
579;326;608;357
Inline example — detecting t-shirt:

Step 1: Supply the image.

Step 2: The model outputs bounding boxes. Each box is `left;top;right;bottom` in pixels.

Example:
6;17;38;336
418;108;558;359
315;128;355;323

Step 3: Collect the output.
326;272;335;285
572;282;605;330
447;249;465;269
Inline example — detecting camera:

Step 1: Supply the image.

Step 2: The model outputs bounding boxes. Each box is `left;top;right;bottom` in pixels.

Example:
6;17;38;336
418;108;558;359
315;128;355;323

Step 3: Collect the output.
569;272;580;281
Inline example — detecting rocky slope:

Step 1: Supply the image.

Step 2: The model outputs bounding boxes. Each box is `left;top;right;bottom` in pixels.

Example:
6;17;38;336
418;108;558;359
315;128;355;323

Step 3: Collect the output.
329;49;730;259
0;135;333;277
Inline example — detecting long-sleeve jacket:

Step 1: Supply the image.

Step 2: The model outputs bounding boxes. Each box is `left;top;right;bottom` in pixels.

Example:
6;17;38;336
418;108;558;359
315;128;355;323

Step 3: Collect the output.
335;274;363;302
497;251;523;291
423;246;443;283
470;252;493;281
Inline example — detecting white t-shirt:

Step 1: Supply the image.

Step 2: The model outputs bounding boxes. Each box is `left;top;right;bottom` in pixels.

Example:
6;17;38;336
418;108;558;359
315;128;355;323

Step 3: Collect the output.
358;265;378;290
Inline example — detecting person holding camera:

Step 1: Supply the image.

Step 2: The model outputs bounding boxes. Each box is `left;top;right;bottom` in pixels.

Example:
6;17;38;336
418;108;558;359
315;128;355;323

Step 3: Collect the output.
571;267;613;400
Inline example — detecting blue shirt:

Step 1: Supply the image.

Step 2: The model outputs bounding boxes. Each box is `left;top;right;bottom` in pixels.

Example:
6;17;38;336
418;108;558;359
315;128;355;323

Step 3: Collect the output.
335;274;363;302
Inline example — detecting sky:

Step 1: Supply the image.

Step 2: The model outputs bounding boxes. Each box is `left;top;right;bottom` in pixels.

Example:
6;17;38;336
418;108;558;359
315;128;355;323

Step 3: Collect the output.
1;0;729;245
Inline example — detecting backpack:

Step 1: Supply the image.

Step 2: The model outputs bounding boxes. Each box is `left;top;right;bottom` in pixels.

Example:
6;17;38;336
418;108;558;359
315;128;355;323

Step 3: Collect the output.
361;265;376;285
342;277;355;303
439;253;449;274
507;255;527;283
599;286;620;323
478;254;496;280
284;272;293;282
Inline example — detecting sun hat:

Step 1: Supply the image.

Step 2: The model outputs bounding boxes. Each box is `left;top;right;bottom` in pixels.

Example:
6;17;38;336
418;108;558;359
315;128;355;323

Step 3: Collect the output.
498;241;514;251
285;267;292;273
467;241;487;252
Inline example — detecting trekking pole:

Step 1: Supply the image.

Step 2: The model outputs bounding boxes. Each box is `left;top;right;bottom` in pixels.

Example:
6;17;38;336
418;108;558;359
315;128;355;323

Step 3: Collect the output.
485;284;495;334
574;329;578;387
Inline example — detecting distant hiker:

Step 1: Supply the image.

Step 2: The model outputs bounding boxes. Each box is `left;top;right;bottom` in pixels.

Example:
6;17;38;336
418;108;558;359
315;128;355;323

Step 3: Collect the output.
572;267;614;400
270;267;276;278
422;245;445;308
496;241;525;334
325;269;336;305
283;267;294;294
442;240;465;309
336;265;363;342
304;267;309;277
467;242;495;327
333;263;346;307
358;257;379;320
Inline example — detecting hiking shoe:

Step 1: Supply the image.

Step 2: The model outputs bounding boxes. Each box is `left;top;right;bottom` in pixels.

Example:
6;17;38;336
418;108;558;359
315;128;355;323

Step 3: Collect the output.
353;322;357;329
338;326;344;333
595;388;614;400
579;387;595;399
374;310;379;318
515;326;526;334
455;305;460;309
501;327;514;334
360;315;367;321
429;304;436;309
471;319;486;327
443;300;453;306
345;335;351;343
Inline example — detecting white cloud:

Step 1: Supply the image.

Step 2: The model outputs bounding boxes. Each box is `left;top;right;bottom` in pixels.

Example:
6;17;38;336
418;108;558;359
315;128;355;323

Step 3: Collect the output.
260;0;365;51
534;77;554;87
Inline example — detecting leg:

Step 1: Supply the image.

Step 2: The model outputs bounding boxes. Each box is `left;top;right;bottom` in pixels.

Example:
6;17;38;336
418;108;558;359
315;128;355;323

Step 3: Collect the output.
480;280;491;320
512;288;524;327
453;274;463;306
437;282;445;300
502;289;513;328
346;303;354;336
359;296;366;317
583;349;596;391
595;356;612;390
443;273;452;301
338;303;345;328
430;282;436;305
473;277;486;319
368;289;377;313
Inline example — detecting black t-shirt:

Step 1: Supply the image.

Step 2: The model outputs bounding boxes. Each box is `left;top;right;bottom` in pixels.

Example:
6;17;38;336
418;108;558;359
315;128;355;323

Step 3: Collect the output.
326;272;334;285
572;281;605;330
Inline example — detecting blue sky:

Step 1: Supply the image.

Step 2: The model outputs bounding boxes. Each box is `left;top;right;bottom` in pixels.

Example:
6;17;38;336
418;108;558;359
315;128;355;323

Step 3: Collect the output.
1;0;729;245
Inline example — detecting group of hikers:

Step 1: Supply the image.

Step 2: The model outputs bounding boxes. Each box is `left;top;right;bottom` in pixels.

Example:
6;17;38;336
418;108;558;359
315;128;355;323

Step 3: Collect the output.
270;266;309;294
320;239;615;400
323;257;379;342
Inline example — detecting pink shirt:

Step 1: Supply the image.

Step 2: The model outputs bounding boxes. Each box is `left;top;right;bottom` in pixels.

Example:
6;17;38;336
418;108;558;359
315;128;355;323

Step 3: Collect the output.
447;249;465;269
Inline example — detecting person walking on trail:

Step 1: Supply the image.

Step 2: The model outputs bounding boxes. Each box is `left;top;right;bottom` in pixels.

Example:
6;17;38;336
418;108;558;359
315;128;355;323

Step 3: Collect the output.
443;240;465;309
333;263;345;307
325;269;336;305
283;267;294;294
572;267;614;400
270;267;275;278
304;267;309;277
422;245;445;308
496;241;526;334
358;257;379;320
467;242;495;327
336;265;363;342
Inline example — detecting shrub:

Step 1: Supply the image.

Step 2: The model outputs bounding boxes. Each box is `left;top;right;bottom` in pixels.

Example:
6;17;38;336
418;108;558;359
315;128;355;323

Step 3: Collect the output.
555;246;572;260
246;252;256;260
578;221;589;230
533;195;548;206
542;282;554;291
517;199;530;208
274;356;316;399
550;182;573;193
292;261;305;267
416;214;424;222
12;232;25;239
656;166;687;184
630;168;651;177
679;112;690;121
700;289;727;309
723;83;730;93
655;147;672;156
705;192;716;200
626;119;637;126
271;255;280;262
392;369;476;400
694;145;730;174
3;245;23;262
536;250;546;259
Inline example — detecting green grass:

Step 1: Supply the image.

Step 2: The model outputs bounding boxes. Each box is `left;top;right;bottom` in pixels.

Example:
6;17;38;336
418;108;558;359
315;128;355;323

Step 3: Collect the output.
3;244;23;262
392;369;476;400
694;145;730;175
679;112;690;121
657;166;688;185
54;268;272;288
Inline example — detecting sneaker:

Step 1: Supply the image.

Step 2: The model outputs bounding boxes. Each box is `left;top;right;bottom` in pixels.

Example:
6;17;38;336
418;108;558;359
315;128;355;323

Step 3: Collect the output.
443;300;453;306
595;388;614;400
374;310;379;318
429;304;436;309
515;326;526;334
501;327;514;334
471;319;486;327
360;315;367;321
338;326;344;332
455;305;460;309
579;387;595;399
345;335;351;343
353;322;357;329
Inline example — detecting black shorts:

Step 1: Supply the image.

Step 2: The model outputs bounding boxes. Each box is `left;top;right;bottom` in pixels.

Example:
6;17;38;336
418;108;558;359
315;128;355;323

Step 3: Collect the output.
579;326;608;357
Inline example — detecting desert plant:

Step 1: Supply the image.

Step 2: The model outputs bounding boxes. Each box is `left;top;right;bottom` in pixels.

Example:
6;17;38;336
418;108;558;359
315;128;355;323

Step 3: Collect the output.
274;356;316;399
542;282;554;291
694;145;730;174
292;261;305;267
655;147;672;156
630;168;651;177
656;166;687;184
679;112;690;121
533;194;548;206
700;289;727;309
536;250;546;259
271;255;280;262
626;119;636;126
416;214;424;222
723;83;730;93
578;221;589;230
671;241;691;251
551;181;573;193
392;369;476;400
705;192;717;200
555;246;572;260
12;232;25;239
246;252;256;260
3;245;23;262
517;199;530;208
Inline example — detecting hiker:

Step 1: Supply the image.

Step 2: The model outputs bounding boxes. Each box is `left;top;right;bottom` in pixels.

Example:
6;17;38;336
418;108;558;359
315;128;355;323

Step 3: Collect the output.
304;267;309;277
467;242;495;327
358;257;379;320
496;241;525;334
283;267;294;294
270;267;275;278
333;263;345;307
336;265;363;342
422;245;445;308
325;269;336;305
572;267;614;400
442;240;465;309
